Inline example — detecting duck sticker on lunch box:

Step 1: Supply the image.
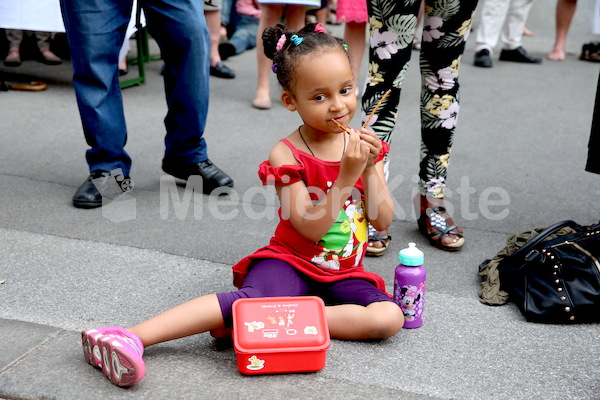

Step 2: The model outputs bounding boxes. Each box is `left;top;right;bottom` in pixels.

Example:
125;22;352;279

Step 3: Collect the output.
246;355;265;371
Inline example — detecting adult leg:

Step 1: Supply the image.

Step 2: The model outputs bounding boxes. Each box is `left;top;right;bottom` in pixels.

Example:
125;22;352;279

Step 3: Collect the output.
252;3;305;109
416;0;479;250
497;0;540;63
586;71;600;174
60;0;132;174
34;31;62;65
143;0;209;164
206;10;222;67
284;6;308;32
549;0;578;61
500;0;533;51
206;8;236;78
4;30;22;66
344;21;367;83
363;0;421;254
474;0;510;55
5;29;23;50
253;4;285;110
145;0;233;192
228;15;259;54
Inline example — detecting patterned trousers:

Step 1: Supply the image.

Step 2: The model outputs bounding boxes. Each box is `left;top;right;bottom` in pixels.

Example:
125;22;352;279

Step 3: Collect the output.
363;0;479;198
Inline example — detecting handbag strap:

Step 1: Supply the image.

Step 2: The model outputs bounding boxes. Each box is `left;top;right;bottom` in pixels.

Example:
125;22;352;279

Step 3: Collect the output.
510;220;579;259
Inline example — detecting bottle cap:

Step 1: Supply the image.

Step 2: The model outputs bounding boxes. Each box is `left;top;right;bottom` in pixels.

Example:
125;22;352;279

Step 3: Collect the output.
398;242;424;266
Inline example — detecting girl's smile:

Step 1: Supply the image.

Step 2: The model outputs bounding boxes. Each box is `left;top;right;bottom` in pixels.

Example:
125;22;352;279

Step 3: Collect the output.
282;49;356;136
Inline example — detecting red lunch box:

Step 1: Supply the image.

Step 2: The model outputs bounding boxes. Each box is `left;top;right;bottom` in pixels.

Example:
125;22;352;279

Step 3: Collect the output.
232;296;330;375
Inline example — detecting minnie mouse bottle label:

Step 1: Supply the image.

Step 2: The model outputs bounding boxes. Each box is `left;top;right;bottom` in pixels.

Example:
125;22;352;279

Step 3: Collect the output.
394;243;426;329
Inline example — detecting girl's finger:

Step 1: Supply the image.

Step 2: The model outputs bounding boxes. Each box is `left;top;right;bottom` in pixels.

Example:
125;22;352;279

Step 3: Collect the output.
347;129;360;151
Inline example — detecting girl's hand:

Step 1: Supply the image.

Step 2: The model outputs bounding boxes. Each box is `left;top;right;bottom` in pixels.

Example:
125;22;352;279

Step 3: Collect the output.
358;128;382;168
339;128;369;185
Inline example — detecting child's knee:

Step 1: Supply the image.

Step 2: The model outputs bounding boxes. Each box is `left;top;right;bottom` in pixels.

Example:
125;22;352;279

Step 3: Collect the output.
368;302;404;338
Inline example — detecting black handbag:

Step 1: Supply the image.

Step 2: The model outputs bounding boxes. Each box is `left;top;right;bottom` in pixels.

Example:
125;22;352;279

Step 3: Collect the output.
496;220;600;323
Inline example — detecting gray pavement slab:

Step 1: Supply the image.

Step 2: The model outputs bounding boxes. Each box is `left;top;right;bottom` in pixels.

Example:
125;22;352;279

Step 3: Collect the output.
1;1;600;399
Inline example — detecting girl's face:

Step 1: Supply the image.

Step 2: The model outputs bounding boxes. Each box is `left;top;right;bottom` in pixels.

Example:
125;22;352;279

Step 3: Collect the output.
281;50;356;134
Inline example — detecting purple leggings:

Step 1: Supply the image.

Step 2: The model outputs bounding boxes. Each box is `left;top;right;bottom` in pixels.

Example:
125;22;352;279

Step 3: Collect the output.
216;259;393;327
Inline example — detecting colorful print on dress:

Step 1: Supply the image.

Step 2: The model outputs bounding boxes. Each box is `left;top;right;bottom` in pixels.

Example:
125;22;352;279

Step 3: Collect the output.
311;200;367;270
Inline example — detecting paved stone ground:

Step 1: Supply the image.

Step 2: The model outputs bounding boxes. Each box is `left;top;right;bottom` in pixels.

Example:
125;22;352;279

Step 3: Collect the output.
0;2;599;399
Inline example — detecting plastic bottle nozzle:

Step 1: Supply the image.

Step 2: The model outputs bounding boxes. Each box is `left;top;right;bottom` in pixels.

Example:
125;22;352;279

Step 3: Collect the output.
398;242;424;266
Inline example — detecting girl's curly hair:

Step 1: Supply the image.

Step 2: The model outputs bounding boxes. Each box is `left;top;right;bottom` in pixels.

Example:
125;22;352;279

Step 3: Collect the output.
262;23;348;93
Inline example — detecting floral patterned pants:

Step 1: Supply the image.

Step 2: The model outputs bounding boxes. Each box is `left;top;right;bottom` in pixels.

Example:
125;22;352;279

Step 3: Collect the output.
362;0;479;198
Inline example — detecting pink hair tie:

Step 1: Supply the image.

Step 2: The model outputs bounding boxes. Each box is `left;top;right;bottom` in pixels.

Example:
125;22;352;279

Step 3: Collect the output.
276;34;287;51
314;23;326;33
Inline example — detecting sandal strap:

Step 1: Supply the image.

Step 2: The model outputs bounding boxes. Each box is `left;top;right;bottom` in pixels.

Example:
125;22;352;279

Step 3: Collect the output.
419;207;462;238
427;226;463;239
370;235;391;242
367;235;391;252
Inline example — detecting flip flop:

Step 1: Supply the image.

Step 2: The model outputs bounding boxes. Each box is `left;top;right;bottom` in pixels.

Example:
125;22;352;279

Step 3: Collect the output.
7;81;48;91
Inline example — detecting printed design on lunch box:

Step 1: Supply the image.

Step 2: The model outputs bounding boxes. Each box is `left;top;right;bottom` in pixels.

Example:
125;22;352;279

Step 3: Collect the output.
244;321;265;332
246;355;265;371
395;283;425;321
242;302;320;338
304;326;318;335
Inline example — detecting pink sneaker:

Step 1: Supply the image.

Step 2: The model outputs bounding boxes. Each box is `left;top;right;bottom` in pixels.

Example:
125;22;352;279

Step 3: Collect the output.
82;327;111;368
81;327;146;387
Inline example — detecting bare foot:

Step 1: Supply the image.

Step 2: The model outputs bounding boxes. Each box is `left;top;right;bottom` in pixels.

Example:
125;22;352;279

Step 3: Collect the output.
40;49;62;64
118;57;128;71
4;47;21;65
548;50;565;61
252;90;272;110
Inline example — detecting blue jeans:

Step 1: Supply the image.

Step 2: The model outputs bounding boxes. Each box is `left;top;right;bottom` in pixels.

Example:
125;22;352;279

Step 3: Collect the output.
229;15;258;54
60;0;211;176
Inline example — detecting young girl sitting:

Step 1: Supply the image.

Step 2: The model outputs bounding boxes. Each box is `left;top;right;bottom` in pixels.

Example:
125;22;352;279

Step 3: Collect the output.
81;22;404;388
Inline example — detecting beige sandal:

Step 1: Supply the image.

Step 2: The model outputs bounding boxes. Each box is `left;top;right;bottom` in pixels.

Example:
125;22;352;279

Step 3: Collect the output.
366;226;391;257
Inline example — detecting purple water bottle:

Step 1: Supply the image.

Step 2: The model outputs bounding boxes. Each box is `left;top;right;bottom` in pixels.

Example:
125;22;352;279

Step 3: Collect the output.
394;242;426;329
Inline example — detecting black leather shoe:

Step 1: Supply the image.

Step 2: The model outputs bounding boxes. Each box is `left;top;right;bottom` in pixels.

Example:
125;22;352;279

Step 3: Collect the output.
474;49;493;68
162;159;234;194
218;42;237;61
210;61;235;79
72;171;108;209
73;171;132;208
499;46;541;64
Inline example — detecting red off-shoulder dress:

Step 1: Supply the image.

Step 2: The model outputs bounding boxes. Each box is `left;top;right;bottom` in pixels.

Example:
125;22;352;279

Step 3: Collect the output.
231;138;390;292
